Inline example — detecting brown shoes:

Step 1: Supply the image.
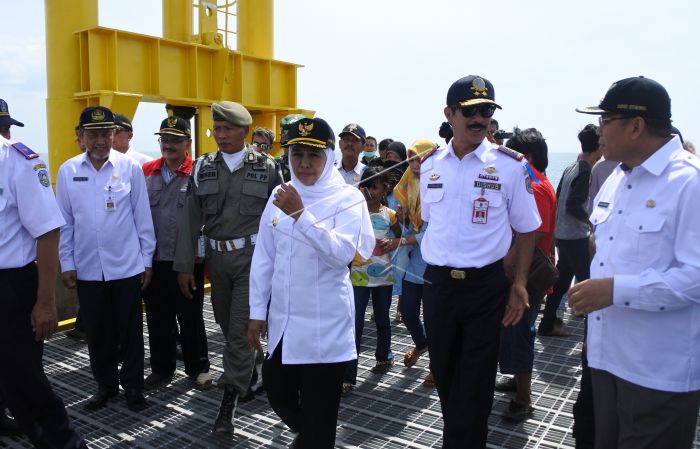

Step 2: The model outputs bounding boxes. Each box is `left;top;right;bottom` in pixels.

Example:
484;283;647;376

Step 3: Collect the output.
403;346;428;367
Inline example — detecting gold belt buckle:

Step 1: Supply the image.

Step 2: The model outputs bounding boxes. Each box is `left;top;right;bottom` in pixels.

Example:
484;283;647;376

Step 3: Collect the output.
450;269;466;280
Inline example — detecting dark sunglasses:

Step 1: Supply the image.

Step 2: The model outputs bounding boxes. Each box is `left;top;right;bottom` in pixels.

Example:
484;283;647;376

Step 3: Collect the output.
252;142;270;151
458;103;497;118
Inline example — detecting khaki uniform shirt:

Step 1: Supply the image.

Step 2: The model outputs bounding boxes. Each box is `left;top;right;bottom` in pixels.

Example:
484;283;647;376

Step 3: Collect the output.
173;147;282;273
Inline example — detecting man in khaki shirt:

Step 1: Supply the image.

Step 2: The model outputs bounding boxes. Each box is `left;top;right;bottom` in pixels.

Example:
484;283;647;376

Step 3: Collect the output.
174;101;281;435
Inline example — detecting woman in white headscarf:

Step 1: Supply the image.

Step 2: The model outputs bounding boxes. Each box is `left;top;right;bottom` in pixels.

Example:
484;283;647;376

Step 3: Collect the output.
248;117;374;448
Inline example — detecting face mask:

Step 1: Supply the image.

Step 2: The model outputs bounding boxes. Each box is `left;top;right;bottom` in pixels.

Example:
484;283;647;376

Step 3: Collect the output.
363;151;378;159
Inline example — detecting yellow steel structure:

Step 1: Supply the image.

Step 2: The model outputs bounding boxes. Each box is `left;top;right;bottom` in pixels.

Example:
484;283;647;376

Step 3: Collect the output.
45;0;311;180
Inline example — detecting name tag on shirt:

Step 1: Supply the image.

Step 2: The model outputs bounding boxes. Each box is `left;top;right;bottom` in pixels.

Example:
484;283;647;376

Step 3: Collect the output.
105;188;116;211
427;183;443;189
73;176;88;182
473;180;501;191
245;171;269;182
472;197;489;224
598;201;610;208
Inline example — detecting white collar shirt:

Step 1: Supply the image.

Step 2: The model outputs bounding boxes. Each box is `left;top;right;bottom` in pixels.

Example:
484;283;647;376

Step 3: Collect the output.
336;159;366;186
56;150;156;281
249;187;369;364
221;148;246;172
587;136;700;392
125;147;153;165
0;138;66;269
419;139;541;268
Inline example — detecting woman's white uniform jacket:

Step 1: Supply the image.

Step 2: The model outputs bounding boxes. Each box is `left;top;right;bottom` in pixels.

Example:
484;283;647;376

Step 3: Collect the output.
250;150;374;365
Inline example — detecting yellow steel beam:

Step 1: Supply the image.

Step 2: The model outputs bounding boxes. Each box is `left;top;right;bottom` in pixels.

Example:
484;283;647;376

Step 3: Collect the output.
237;0;273;59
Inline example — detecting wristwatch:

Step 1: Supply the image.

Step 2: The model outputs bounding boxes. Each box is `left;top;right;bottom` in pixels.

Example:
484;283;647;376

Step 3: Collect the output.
400;237;408;246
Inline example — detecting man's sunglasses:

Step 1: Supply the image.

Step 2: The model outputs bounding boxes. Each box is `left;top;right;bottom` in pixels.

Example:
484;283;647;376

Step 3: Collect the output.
252;142;270;151
458;104;497;118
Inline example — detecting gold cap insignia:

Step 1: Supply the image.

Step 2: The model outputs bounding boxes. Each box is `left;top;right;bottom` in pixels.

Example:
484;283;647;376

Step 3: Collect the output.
347;123;358;131
471;77;488;97
484;166;497;174
167;116;178;127
299;121;314;137
91;109;106;122
646;200;656;208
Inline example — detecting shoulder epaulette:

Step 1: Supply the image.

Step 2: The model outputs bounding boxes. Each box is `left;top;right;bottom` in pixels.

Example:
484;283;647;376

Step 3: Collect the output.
11;142;39;160
420;147;439;163
681;152;700;171
497;145;524;162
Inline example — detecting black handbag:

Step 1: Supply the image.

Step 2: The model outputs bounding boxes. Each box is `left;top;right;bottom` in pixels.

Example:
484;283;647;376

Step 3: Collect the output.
526;247;559;295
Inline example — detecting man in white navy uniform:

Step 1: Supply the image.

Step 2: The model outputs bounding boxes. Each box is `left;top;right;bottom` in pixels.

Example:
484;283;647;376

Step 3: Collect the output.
56;106;155;413
420;75;541;448
570;76;700;449
0;135;87;448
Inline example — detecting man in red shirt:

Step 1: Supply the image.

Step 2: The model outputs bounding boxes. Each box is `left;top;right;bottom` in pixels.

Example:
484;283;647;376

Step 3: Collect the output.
497;128;557;421
142;117;211;391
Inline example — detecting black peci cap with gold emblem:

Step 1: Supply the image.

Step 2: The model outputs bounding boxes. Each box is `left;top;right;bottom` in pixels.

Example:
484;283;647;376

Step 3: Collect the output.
286;117;335;150
79;106;117;130
446;75;502;109
155;116;191;137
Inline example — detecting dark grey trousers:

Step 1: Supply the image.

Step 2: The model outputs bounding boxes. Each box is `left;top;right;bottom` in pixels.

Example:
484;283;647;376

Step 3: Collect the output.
591;368;700;449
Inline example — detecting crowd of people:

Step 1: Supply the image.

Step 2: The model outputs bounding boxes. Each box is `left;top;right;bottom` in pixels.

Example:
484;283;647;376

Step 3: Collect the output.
0;73;699;449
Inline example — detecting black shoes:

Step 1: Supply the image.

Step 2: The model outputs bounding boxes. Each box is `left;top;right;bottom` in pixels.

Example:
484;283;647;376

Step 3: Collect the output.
502;399;534;422
84;388;118;411
144;372;173;391
0;410;21;436
125;389;148;412
212;385;238;434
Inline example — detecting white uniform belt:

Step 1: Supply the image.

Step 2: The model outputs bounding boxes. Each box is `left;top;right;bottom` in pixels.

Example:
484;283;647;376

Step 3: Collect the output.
209;234;258;252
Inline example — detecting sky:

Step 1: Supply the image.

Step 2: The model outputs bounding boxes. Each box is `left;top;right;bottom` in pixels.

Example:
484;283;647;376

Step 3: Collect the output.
2;0;699;161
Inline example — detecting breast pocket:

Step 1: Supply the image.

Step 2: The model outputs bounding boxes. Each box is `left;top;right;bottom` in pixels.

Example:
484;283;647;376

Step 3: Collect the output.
423;187;444;204
196;180;219;215
620;212;666;262
240;181;268;216
111;182;132;203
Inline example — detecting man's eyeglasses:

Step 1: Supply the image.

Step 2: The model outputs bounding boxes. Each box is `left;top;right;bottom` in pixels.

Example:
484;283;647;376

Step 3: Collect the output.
458;104;497;118
158;137;187;145
251;142;270;151
598;116;633;127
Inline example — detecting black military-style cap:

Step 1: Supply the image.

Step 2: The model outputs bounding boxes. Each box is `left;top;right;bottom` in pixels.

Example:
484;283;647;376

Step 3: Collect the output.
339;123;366;142
286;117;335;150
446;75;502;109
279;113;306;147
79;106;117;130
114;113;133;131
0;99;24;127
155;116;191;137
576;76;671;119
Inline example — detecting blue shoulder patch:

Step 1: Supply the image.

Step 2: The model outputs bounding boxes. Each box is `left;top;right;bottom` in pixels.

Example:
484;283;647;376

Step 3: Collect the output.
11;142;39;160
496;145;524;162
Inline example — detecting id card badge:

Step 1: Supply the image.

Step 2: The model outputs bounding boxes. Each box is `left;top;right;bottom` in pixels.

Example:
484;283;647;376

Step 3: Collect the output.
472;197;489;224
196;227;206;259
104;186;116;212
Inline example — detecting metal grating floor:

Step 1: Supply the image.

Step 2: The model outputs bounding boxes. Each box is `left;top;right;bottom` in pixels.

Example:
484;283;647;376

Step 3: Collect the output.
1;298;698;448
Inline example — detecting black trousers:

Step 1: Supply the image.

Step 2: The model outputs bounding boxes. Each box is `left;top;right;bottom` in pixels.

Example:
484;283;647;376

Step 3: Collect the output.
573;339;595;449
423;262;509;449
143;261;209;377
0;264;86;449
263;342;346;449
539;238;590;332
77;274;144;391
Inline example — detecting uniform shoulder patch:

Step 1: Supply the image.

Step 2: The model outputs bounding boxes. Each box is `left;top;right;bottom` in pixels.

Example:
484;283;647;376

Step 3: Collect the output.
420;147;439;163
11;142;39;159
497;145;524;162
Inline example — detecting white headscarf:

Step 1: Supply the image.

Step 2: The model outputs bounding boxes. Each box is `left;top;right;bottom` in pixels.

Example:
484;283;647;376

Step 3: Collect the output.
289;147;375;259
